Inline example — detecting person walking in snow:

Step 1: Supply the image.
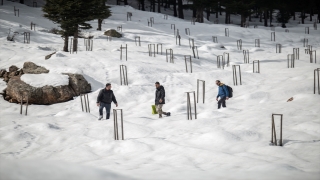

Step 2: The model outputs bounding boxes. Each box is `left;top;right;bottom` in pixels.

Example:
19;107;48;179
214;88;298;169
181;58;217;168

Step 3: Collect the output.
216;80;229;109
155;82;170;118
96;83;118;120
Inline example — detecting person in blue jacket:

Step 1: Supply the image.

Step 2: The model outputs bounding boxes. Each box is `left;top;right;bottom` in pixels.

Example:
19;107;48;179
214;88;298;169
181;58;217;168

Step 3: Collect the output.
215;80;229;109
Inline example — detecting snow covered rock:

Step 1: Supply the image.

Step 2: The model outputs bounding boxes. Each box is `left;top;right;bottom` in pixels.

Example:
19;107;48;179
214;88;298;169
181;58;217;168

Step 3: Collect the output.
22;62;49;74
63;73;91;96
104;29;122;38
6;76;76;105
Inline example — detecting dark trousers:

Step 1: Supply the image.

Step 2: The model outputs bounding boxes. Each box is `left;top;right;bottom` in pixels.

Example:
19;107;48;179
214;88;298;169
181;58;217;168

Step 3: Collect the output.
218;97;226;109
99;102;111;119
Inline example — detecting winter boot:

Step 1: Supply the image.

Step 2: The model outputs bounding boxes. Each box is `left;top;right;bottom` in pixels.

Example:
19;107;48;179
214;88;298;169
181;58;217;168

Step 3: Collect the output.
159;114;162;118
98;116;103;120
166;112;171;116
106;113;110;120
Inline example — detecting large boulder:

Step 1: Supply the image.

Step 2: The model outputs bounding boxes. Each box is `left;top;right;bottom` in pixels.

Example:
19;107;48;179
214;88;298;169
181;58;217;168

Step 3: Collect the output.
63;73;91;96
22;62;49;74
6;76;76;105
104;29;122;38
9;65;19;72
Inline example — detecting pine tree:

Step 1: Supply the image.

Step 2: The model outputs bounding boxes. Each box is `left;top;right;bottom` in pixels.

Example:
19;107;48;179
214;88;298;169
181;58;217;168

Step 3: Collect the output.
43;0;111;52
95;0;112;31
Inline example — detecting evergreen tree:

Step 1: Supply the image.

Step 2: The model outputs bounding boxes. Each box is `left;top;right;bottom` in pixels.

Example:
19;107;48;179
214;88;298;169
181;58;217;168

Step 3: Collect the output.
43;0;111;52
95;0;112;31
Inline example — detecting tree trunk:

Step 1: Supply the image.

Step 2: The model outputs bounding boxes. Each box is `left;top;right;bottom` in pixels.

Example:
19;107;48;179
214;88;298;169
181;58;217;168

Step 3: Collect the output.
97;19;103;31
196;7;204;23
193;7;196;18
310;8;312;21
206;8;210;21
1;0;3;5
301;10;305;24
293;11;295;20
178;0;184;19
259;12;262;22
264;10;268;26
269;10;272;25
73;25;78;52
141;0;145;11
63;35;69;52
152;0;156;12
124;0;128;5
173;0;177;17
158;0;161;13
219;3;222;15
216;4;219;18
241;14;245;27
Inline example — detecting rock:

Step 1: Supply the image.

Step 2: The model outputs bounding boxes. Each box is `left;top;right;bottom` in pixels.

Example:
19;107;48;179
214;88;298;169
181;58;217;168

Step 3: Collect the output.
9;99;18;103
6;76;76;105
45;52;56;60
0;69;6;78
9;65;19;72
63;73;91;96
4;95;10;101
22;62;49;74
104;29;122;38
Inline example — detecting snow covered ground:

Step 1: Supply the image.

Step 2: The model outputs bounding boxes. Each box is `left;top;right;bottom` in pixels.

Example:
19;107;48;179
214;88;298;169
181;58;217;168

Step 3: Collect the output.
0;2;320;180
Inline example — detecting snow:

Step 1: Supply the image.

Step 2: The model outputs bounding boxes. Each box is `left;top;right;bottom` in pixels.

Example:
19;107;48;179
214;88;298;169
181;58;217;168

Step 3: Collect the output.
0;1;320;180
20;73;69;87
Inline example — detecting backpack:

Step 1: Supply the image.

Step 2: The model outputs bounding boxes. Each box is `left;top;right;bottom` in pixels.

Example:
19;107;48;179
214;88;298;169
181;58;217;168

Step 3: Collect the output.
226;85;233;98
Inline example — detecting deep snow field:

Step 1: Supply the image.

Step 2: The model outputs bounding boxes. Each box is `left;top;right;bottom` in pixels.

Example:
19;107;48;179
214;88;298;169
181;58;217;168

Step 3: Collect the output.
0;2;320;180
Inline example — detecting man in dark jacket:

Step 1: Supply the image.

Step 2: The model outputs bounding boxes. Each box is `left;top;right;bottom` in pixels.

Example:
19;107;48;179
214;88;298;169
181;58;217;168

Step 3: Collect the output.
216;80;229;109
155;82;170;118
97;83;118;120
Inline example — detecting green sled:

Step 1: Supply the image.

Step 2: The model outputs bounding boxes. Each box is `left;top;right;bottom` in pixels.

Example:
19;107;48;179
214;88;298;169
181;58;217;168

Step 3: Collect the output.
151;105;158;114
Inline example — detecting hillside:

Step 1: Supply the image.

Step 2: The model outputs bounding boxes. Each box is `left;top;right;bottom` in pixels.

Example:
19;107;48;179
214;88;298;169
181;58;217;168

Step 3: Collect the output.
0;2;320;180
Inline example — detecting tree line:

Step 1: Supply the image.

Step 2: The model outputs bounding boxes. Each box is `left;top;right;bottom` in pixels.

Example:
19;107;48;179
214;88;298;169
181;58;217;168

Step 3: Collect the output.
136;0;320;27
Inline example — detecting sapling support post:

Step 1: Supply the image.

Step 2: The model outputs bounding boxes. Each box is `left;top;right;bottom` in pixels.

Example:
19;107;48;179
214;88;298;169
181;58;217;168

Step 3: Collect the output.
164;14;168;20
127;12;132;21
212;36;218;43
271;32;275;41
285;29;289;33
305;27;309;34
276;44;281;53
69;38;78;54
293;48;299;60
310;50;317;63
197;79;205;103
176;29;180;36
303;38;308;47
255;39;260;47
271;114;283;146
191;18;196;25
113;109;124;140
117;25;122;32
166;49;174;63
287;54;294;68
171;24;175;35
217;55;224;69
135;36;140;46
243;50;249;64
189;38;194;49
150;17;154;24
192;46;199;59
253;60;260;73
23;32;30;44
32;1;37;7
223;52;230;67
185;28;190;35
120;65;128;86
106;36;112;41
19;92;29;116
225;28;229;37
30;22;36;31
14;6;19;17
120;44;127;61
184;55;193;73
85;39;93;51
254;25;258;28
148;44;156;57
147;19;152;27
305;45;312;54
80;94;90;113
314;68;320;95
232;65;242;86
176;35;181;46
271;27;275;31
237;39;242;50
314;22;317;30
156;44;162;55
185;91;197;120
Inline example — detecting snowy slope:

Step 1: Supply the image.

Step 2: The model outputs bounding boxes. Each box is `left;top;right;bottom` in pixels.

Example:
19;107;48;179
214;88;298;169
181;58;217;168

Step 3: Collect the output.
0;2;320;180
